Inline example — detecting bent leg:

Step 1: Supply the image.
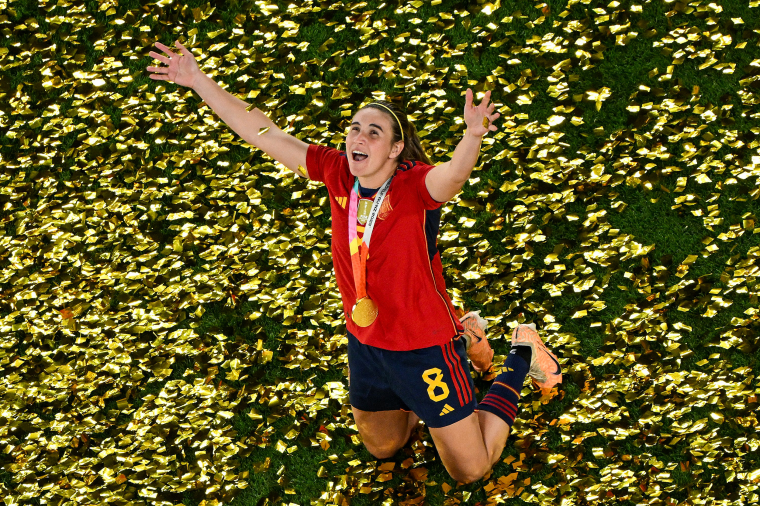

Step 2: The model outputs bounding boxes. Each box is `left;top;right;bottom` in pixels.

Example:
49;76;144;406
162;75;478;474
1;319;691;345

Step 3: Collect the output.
478;410;511;467
431;334;540;483
429;411;510;484
353;408;420;459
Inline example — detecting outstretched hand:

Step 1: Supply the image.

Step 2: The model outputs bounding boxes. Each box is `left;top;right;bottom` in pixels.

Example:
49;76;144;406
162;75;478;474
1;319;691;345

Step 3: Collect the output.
463;89;500;137
146;40;202;89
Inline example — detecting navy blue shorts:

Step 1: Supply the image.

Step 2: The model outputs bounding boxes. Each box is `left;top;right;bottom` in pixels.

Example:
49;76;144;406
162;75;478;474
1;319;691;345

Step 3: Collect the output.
347;331;477;428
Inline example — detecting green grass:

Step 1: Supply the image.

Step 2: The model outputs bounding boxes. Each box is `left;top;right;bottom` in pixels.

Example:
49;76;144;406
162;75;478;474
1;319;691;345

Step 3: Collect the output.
1;0;759;505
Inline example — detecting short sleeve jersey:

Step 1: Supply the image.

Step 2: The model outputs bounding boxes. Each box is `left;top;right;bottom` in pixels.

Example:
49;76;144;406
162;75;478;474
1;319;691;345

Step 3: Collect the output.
305;143;464;351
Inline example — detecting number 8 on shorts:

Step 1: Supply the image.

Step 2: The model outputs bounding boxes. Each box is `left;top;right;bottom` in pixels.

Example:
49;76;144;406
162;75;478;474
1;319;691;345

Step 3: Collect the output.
422;367;450;402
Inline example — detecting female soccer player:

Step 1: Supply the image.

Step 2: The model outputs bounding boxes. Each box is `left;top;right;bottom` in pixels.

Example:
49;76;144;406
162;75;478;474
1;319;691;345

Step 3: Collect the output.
147;40;562;483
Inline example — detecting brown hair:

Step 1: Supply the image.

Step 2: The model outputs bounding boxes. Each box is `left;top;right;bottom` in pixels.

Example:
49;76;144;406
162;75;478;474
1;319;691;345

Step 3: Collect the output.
361;101;433;166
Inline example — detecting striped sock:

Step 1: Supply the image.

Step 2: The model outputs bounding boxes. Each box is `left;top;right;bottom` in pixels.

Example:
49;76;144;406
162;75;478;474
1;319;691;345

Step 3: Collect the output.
477;346;530;427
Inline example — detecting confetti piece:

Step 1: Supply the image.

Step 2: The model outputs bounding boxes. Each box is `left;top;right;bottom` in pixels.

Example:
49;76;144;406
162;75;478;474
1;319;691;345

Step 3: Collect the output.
1;1;759;506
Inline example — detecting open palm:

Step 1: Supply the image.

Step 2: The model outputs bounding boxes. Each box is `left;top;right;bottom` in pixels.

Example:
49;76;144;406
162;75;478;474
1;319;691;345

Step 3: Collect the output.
146;40;201;89
464;88;499;137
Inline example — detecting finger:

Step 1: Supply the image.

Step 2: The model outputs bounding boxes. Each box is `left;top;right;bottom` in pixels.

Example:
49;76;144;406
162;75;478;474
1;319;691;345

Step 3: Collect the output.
488;103;495;112
146;66;168;73
481;90;491;109
148;51;171;64
465;88;472;108
154;41;177;56
148;74;168;81
175;40;193;58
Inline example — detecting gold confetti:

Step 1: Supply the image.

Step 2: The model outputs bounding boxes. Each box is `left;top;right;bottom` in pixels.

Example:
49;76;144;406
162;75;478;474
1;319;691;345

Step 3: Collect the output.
1;0;758;505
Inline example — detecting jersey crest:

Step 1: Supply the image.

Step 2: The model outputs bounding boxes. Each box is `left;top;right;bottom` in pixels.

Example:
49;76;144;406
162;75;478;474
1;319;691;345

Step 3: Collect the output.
378;189;394;220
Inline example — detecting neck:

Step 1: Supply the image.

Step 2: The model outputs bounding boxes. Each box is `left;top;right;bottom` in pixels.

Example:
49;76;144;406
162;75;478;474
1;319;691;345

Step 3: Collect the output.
357;162;396;189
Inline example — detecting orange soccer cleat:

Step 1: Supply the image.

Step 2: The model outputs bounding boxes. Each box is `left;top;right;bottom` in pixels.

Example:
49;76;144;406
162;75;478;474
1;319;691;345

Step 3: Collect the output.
459;310;495;380
510;323;562;391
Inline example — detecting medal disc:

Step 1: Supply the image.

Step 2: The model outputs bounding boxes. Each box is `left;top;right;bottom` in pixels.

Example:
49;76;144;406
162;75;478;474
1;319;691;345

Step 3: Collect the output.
351;297;378;327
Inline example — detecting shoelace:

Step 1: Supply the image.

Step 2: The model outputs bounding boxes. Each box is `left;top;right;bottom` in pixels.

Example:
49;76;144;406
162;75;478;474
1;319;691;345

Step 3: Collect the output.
463;320;483;344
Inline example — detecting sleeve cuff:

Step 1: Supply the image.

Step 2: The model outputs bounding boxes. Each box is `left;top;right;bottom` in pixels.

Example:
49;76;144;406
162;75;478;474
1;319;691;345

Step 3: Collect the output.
418;164;443;210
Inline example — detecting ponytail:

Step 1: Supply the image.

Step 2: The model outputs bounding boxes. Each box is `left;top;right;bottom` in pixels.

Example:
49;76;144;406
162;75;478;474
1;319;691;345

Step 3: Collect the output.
362;101;433;166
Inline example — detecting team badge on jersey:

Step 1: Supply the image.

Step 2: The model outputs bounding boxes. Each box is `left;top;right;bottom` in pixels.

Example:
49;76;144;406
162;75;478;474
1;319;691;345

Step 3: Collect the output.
378;192;394;221
357;198;373;225
353;192;394;223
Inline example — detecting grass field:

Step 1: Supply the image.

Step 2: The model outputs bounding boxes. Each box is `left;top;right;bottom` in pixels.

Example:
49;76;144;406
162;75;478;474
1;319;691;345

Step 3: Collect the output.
1;0;759;504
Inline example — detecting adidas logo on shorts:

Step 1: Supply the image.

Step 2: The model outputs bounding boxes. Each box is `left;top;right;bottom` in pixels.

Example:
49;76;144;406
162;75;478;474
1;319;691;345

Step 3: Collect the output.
439;404;454;416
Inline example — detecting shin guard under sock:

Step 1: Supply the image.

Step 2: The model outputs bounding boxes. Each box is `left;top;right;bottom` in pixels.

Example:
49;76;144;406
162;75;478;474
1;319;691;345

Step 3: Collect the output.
477;346;531;427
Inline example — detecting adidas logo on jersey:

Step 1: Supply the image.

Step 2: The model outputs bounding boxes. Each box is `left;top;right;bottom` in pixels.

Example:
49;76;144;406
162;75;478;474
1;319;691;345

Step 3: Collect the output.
439;404;454;416
335;196;347;208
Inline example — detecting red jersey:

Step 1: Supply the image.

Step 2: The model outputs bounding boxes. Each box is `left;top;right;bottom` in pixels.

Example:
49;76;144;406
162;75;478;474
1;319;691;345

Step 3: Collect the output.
305;143;464;351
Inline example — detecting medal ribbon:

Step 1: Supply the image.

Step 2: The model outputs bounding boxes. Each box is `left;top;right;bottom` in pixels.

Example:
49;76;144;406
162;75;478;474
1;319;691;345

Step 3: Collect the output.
348;176;393;301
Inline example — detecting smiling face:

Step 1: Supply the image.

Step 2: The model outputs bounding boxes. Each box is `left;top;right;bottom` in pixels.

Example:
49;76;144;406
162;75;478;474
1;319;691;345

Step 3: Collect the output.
346;107;404;187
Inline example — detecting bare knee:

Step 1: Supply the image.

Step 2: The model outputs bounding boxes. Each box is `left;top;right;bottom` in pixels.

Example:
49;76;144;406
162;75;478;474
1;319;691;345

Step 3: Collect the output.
449;462;490;484
353;408;417;460
364;440;404;460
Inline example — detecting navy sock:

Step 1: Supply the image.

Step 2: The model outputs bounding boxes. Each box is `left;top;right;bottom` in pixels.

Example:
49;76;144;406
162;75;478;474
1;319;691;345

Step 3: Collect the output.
477;346;531;427
512;344;531;365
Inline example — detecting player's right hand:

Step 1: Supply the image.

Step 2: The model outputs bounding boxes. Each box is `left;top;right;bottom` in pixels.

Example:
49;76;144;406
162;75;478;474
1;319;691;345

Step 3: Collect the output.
147;40;202;89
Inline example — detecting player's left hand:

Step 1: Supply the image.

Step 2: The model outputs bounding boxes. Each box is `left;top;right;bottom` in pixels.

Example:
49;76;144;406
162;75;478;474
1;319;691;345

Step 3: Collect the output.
464;88;500;137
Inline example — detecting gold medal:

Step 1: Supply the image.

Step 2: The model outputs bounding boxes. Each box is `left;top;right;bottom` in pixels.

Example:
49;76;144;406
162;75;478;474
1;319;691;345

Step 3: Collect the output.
348;176;392;329
357;198;372;225
351;297;378;327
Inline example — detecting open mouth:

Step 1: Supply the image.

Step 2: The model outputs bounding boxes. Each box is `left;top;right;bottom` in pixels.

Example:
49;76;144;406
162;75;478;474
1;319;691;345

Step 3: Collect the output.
352;150;368;162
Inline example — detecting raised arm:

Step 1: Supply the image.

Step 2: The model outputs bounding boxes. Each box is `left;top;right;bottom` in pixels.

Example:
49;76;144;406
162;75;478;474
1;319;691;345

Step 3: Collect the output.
425;89;500;202
147;40;309;177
